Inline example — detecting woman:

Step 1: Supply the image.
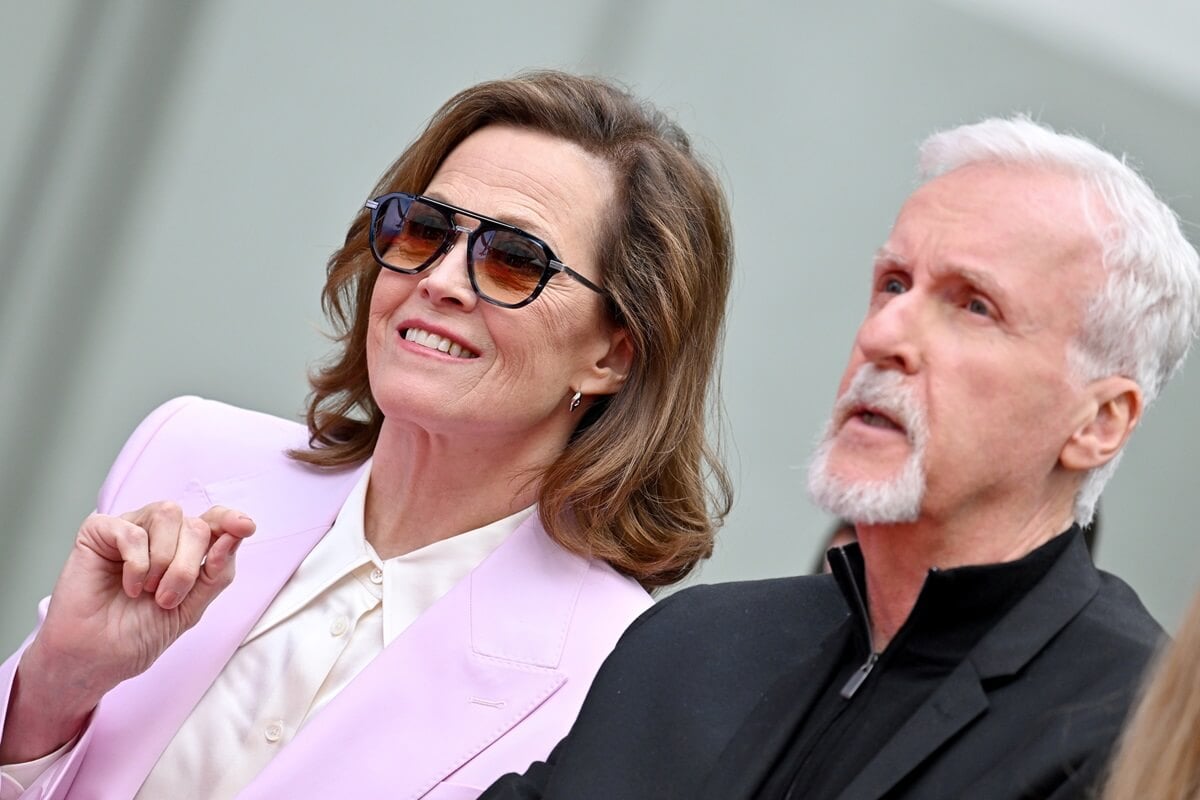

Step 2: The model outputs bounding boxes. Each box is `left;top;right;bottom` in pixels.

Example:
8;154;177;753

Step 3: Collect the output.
1102;588;1200;800
0;71;733;799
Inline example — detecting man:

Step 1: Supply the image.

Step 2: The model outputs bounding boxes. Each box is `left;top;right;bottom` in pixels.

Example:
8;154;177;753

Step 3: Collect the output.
480;117;1200;800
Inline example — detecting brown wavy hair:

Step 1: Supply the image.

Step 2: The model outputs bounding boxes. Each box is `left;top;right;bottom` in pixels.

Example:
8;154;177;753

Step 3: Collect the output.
1102;588;1200;800
290;71;733;589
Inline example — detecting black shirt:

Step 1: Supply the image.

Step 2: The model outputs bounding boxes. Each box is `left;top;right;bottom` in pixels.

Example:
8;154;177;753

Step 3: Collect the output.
757;527;1078;799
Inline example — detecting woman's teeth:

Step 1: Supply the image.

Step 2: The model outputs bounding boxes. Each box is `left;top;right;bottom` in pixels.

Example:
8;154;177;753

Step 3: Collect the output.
403;328;476;358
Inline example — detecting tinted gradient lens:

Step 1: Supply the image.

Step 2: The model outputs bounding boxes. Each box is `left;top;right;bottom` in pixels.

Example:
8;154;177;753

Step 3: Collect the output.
372;195;453;273
471;229;551;305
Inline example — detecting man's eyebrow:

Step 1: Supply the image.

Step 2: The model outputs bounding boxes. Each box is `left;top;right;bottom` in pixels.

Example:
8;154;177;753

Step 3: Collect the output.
938;262;1008;300
873;247;907;267
874;248;1007;297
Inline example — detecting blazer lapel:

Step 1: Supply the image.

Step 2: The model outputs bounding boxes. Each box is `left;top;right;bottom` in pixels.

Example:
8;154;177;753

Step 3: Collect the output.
967;534;1100;680
698;620;854;800
242;514;588;800
836;534;1102;800
835;662;988;800
74;463;364;798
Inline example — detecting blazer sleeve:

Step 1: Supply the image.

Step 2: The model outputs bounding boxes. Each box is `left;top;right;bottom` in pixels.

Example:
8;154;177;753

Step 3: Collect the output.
0;396;203;799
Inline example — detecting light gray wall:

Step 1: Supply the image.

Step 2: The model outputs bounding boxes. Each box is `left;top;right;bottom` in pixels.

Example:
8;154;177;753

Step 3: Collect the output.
2;0;1197;655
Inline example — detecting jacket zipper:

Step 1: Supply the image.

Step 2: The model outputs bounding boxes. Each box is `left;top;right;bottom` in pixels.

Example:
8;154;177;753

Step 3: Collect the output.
840;651;878;699
831;546;880;699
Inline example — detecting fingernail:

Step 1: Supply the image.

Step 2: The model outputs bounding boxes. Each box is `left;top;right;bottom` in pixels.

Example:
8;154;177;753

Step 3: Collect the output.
238;515;253;522
158;590;180;608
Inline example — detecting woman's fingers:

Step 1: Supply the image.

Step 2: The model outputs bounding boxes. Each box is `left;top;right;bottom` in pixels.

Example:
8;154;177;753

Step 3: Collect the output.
171;509;254;619
90;514;152;598
192;506;254;596
154;516;211;609
199;532;241;585
198;505;257;542
140;504;256;609
100;503;255;609
124;502;184;595
176;533;242;623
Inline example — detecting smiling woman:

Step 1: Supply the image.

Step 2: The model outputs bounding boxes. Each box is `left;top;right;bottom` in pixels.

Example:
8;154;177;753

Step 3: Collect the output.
0;71;734;799
301;73;734;584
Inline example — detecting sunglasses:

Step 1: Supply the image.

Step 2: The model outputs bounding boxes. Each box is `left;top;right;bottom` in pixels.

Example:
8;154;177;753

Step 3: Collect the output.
364;192;606;309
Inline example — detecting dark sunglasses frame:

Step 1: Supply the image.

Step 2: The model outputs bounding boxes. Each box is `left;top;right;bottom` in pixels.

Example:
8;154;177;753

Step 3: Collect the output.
364;192;606;309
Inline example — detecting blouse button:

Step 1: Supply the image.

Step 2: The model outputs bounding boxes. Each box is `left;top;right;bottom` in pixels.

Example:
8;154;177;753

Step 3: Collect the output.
264;721;284;743
330;616;349;637
369;567;384;585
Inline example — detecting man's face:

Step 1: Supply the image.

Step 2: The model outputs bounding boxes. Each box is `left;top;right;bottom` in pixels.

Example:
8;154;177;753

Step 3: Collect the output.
809;163;1105;527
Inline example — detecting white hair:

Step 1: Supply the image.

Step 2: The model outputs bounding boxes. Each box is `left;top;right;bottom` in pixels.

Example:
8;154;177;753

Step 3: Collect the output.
807;365;928;524
919;116;1200;524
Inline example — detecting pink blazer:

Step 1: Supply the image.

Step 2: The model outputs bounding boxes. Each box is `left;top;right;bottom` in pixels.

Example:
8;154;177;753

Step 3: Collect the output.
0;396;652;799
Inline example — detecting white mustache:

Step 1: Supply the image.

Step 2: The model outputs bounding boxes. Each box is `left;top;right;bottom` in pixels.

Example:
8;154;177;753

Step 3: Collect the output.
833;365;927;446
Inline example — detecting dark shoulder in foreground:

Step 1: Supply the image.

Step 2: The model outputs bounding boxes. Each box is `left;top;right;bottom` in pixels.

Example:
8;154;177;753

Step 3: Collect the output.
628;573;847;651
1085;569;1165;650
583;574;848;707
476;576;851;800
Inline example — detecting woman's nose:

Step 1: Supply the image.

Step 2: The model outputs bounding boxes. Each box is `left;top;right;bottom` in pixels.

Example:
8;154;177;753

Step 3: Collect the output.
418;229;478;310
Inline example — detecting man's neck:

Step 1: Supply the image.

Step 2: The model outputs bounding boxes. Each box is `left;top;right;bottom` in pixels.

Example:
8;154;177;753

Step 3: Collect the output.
855;506;1073;650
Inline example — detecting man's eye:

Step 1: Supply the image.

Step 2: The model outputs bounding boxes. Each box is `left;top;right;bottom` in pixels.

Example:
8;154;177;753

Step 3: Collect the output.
967;298;991;316
883;278;906;294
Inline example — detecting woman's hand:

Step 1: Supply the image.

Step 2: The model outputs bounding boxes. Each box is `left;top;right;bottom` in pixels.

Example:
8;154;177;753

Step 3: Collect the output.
0;503;255;764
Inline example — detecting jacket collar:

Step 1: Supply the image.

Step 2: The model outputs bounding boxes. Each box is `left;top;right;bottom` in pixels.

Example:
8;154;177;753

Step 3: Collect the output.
700;530;1100;800
830;528;1077;673
836;530;1100;800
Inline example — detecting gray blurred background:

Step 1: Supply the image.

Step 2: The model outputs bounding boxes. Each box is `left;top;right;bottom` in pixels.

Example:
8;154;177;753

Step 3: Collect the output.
2;0;1198;655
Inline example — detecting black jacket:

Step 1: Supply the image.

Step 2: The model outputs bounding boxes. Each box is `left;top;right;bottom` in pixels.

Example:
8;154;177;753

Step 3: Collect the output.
481;533;1162;799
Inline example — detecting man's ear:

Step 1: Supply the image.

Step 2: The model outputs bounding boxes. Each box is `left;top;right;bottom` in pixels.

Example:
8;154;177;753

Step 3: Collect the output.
577;327;634;397
1060;376;1143;471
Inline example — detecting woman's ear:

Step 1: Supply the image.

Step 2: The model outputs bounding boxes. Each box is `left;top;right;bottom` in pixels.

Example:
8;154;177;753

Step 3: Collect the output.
1060;376;1143;471
578;327;633;397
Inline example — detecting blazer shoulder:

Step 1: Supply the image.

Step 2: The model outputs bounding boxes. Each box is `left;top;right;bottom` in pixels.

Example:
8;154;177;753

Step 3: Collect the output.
97;396;311;514
607;574;847;674
471;517;652;671
562;560;652;655
578;558;652;614
1075;570;1165;658
637;574;844;632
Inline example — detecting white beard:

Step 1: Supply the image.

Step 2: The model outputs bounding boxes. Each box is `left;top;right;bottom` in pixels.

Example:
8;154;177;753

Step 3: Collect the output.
807;365;928;524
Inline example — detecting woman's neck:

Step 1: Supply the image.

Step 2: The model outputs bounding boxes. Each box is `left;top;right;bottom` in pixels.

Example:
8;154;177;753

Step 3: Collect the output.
363;417;566;559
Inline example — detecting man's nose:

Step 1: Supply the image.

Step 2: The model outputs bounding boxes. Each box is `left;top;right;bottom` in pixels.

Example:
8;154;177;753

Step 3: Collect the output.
855;291;923;374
